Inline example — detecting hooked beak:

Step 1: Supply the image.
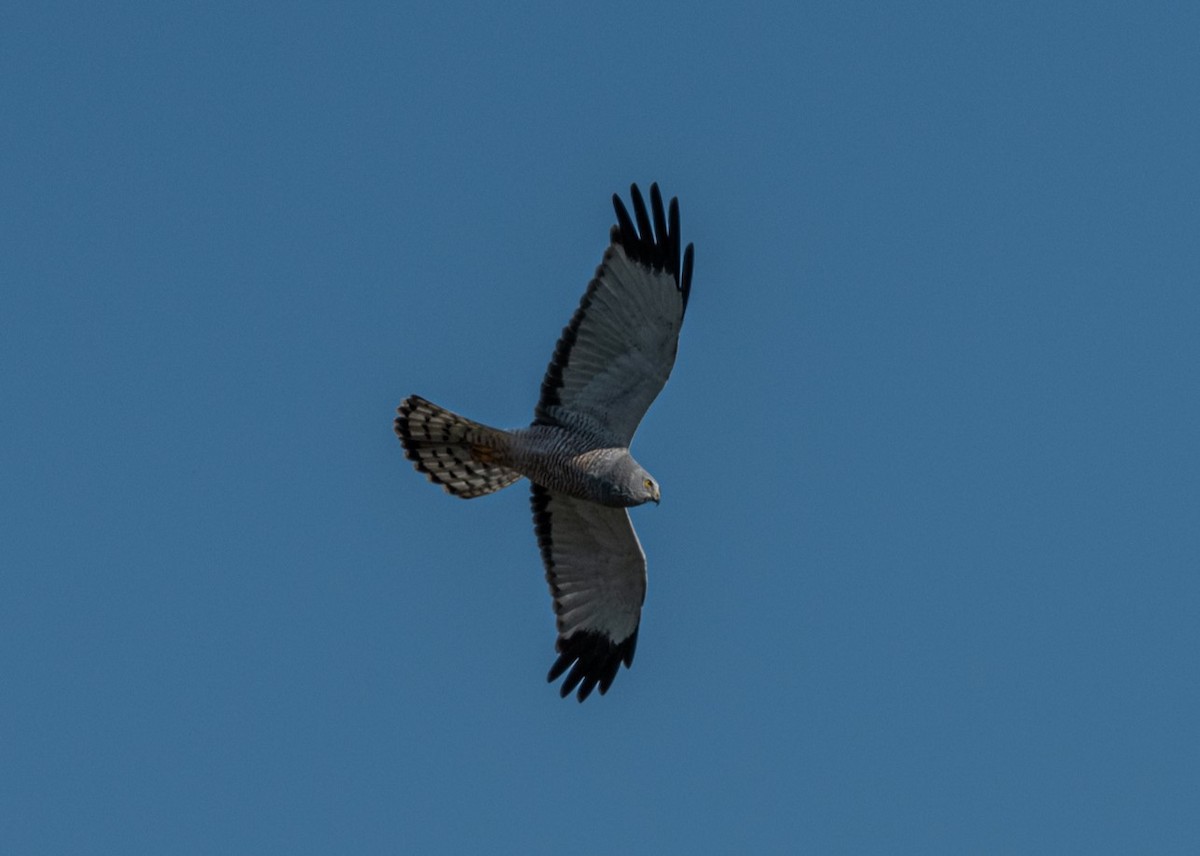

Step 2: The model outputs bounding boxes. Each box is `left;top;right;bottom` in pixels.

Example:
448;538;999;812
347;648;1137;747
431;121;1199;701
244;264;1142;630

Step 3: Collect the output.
651;486;661;505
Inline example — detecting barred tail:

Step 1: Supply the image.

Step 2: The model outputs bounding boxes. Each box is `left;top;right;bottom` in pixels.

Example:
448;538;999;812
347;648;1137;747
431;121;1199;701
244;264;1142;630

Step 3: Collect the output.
394;395;523;499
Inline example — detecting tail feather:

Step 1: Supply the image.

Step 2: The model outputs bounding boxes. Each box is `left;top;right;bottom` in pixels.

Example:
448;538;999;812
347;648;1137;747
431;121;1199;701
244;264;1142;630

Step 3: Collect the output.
394;396;522;499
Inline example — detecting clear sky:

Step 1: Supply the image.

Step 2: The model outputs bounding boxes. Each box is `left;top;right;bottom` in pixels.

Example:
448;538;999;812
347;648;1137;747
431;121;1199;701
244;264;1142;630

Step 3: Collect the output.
4;2;1199;853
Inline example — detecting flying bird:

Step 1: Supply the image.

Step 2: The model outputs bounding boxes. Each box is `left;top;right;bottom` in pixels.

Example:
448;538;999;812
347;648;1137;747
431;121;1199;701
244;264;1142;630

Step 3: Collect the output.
394;183;695;701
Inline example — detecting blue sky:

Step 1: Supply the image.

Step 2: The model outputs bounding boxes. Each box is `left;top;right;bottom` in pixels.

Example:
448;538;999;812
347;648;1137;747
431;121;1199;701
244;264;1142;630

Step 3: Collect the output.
4;2;1199;853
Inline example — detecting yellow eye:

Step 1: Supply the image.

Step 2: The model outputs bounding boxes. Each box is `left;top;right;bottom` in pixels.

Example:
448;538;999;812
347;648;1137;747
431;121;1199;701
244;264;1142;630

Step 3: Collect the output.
644;478;653;489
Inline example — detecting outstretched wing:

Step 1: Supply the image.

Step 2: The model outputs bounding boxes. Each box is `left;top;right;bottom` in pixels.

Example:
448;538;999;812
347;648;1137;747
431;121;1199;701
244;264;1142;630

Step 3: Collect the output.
535;183;695;445
531;484;646;701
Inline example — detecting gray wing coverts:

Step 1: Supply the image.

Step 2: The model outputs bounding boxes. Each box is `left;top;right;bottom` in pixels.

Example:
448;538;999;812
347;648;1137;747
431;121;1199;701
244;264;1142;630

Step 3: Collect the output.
532;485;645;700
536;183;694;444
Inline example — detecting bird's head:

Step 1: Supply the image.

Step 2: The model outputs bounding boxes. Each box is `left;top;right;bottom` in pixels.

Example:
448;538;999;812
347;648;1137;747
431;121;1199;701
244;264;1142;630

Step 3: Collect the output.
640;474;661;505
626;460;660;506
605;455;660;507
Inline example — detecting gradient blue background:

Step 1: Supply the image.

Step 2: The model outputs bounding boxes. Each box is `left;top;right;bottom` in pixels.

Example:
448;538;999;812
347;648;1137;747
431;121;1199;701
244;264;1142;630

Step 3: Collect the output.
4;2;1198;853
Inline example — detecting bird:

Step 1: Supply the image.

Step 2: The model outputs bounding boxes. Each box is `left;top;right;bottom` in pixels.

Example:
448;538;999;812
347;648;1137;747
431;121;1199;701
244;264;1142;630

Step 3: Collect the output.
394;183;694;701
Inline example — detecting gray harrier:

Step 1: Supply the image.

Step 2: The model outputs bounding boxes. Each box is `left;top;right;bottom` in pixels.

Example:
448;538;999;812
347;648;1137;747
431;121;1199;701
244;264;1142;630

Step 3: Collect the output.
395;183;694;701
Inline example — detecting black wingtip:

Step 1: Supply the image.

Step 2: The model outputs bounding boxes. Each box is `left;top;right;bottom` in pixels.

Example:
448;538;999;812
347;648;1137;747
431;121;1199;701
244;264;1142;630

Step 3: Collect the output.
612;192;638;251
629;184;653;257
680;242;694;315
546;628;639;702
610;183;691;310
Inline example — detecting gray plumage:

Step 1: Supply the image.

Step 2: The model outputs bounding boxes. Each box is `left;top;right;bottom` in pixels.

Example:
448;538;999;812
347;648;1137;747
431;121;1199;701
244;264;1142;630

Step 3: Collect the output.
395;183;694;701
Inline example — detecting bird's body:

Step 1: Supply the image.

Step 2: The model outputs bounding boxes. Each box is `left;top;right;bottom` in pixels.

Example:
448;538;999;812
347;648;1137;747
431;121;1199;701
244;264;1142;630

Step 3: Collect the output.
508;432;651;509
396;399;653;507
395;183;694;701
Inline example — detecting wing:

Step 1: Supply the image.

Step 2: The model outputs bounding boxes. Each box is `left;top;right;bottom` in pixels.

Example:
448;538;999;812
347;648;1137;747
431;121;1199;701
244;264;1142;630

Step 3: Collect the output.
531;484;647;701
535;183;695;445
